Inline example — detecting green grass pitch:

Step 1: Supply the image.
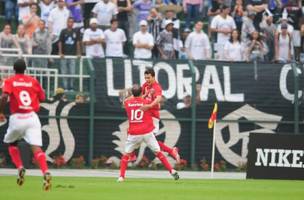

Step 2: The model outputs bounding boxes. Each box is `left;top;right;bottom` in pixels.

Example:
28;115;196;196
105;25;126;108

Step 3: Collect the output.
0;176;303;200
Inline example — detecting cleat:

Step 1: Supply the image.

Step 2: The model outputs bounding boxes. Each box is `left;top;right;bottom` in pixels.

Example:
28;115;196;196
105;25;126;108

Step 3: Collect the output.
17;168;26;186
43;172;52;191
117;177;125;182
171;147;181;164
171;170;179;180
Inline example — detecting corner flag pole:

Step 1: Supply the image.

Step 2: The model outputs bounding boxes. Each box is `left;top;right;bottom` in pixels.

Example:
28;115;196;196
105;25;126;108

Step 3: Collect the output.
208;103;218;179
210;119;216;179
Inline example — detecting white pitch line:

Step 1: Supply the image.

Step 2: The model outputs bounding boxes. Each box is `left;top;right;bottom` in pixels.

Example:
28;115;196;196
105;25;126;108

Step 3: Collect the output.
0;168;246;180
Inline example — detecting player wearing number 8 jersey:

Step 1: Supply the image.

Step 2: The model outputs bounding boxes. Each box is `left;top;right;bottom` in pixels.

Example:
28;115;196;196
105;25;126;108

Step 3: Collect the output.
118;84;179;182
140;68;181;163
0;59;51;191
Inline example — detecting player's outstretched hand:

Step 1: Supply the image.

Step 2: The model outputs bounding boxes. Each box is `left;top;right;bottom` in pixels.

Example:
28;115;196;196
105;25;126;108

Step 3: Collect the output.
140;104;152;111
0;113;6;122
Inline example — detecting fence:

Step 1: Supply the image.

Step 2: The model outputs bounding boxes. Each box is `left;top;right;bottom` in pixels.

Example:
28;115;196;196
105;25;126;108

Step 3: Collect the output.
0;57;303;171
88;58;304;168
0;52;91;98
0;65;58;99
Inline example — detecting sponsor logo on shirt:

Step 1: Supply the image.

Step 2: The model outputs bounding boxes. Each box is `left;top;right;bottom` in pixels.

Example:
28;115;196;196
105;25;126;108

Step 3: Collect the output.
13;81;33;87
128;103;143;107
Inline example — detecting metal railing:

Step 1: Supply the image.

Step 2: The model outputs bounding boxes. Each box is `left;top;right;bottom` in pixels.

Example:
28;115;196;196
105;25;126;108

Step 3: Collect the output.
0;52;91;95
0;65;58;99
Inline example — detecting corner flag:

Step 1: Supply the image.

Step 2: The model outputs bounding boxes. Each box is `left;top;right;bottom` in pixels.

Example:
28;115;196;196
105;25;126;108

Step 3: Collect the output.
209;103;218;178
208;103;218;129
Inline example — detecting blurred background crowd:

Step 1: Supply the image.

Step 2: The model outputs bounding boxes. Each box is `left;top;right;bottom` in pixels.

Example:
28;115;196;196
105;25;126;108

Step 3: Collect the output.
0;0;303;63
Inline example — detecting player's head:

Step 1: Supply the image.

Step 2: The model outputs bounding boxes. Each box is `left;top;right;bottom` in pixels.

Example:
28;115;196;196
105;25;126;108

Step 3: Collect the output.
131;84;142;97
14;59;26;74
144;68;155;85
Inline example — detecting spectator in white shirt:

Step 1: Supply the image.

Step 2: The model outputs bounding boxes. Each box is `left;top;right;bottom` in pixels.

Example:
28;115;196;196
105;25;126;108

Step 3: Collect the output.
82;18;105;58
241;10;256;43
39;0;56;23
210;4;236;60
104;19;127;57
223;29;244;61
92;0;118;30
17;0;36;22
185;21;211;60
276;19;294;35
132;20;154;59
48;0;70;54
259;12;276;62
177;28;191;59
0;24;20;65
275;24;292;63
14;24;32;54
245;30;268;62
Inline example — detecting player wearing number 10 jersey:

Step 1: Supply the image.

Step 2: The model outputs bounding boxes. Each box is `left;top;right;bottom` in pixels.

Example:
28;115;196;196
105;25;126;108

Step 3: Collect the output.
0;59;51;191
118;84;179;182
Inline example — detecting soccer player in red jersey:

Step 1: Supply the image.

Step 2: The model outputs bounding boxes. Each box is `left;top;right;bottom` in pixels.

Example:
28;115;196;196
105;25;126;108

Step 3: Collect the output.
140;68;181;163
118;84;179;182
0;59;51;191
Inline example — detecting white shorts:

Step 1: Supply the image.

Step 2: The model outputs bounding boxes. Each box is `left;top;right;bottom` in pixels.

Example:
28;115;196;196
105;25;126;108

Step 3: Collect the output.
3;112;42;146
152;117;160;135
124;132;160;154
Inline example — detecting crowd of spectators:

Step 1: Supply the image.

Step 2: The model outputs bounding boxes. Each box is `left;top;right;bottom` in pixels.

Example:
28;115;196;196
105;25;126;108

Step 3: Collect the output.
0;0;303;64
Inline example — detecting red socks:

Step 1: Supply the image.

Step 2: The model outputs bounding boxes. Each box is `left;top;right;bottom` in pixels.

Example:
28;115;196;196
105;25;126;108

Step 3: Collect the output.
34;150;48;174
156;151;173;173
9;145;49;175
119;154;129;178
8;145;23;169
120;152;173;177
158;141;174;156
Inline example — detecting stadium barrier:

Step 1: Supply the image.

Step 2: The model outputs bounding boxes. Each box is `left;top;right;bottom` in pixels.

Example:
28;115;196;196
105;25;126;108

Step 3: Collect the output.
0;52;91;97
247;133;304;180
0;65;58;99
0;57;303;171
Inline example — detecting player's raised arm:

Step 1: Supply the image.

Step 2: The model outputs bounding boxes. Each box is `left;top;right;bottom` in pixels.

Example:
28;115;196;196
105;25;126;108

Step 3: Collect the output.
119;88;133;108
140;95;161;111
0;78;12;121
0;92;9;121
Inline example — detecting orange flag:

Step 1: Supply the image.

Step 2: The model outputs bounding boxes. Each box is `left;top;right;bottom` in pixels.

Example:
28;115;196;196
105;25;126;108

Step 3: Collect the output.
208;103;218;129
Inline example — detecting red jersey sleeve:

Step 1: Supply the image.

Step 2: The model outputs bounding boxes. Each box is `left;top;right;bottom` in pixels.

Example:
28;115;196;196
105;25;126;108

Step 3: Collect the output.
143;99;151;105
154;84;162;97
2;79;12;94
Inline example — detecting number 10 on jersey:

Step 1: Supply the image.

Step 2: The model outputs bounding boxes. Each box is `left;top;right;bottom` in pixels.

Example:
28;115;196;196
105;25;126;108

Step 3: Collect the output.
130;109;144;123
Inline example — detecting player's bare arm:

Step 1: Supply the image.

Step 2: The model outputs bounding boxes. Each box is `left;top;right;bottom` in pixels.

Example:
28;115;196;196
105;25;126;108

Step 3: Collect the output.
140;95;162;111
142;86;150;98
0;92;8;121
120;88;133;106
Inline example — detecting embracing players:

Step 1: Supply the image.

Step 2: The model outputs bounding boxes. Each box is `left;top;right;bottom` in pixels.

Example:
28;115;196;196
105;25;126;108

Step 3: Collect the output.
0;59;51;191
118;84;179;181
141;68;181;163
